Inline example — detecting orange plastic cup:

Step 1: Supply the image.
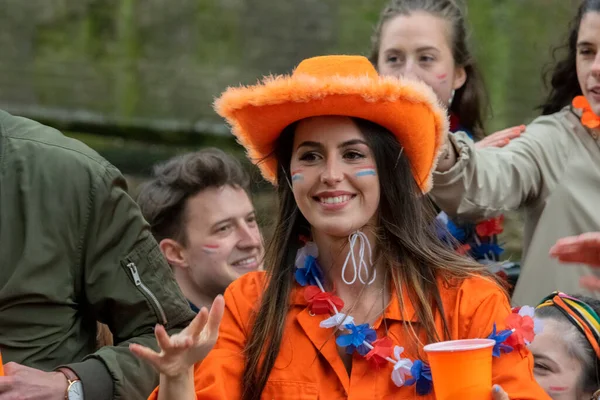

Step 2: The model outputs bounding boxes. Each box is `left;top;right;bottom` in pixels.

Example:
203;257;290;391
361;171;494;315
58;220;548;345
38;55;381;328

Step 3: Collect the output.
423;338;495;400
0;351;4;376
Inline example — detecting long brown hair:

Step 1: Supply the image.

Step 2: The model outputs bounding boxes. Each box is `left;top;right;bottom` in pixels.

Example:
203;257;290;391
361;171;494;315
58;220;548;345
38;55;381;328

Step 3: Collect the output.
240;118;500;399
368;0;488;139
540;0;600;115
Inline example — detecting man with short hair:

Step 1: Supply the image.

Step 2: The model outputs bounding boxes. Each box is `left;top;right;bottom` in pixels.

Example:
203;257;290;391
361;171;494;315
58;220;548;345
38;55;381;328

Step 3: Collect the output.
137;148;263;311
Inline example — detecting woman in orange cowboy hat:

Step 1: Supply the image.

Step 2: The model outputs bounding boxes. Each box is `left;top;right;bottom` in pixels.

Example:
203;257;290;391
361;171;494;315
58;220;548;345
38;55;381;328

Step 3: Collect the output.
131;55;549;399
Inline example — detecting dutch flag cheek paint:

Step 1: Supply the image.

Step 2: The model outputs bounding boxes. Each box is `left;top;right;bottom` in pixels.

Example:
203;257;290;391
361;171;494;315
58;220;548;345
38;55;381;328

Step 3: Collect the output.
355;166;377;178
549;386;568;393
202;244;219;254
436;73;448;83
291;169;304;183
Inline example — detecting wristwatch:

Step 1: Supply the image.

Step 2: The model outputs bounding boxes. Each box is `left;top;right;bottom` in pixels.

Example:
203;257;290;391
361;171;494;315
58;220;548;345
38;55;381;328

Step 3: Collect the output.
57;368;84;400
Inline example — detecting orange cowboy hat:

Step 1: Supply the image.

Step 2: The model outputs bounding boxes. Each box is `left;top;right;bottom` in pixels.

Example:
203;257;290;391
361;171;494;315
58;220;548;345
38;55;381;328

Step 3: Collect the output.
214;55;447;193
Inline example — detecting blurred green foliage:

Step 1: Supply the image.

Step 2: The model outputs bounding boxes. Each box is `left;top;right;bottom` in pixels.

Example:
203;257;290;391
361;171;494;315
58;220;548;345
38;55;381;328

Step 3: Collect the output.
1;0;581;258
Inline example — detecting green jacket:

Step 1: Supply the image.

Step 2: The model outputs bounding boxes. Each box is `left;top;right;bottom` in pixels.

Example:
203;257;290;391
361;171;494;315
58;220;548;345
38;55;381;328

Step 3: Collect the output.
0;110;196;399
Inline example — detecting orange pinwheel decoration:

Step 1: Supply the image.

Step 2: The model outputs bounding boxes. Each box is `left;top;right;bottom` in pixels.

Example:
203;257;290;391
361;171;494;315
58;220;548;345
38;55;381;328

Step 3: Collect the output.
573;96;600;129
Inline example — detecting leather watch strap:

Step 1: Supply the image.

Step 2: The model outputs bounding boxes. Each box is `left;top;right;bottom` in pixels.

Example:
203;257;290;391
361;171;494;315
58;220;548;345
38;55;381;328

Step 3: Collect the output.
57;367;80;399
57;367;80;382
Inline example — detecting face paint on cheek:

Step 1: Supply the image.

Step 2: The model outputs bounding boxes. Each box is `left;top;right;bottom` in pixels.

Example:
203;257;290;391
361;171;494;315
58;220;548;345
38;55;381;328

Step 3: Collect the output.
291;169;304;183
202;244;220;254
548;386;569;393
436;73;448;84
355;166;377;178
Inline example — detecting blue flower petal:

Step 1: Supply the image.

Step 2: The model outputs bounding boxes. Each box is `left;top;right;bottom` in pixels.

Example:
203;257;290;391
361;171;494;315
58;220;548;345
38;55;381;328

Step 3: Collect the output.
336;334;356;348
294;268;309;286
488;323;514;358
447;220;467;242
406;360;433;395
337;323;377;355
470;243;504;259
416;377;433;396
294;255;324;287
356;344;371;356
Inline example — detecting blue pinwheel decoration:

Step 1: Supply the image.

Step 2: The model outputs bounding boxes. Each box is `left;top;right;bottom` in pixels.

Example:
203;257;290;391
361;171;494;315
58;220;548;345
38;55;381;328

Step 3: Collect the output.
487;323;514;357
405;360;433;395
336;323;377;356
294;255;323;287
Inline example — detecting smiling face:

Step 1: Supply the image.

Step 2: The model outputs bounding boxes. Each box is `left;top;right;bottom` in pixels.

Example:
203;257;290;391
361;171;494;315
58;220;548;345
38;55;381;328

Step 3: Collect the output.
289;116;381;238
376;11;466;107
576;11;600;116
181;185;263;295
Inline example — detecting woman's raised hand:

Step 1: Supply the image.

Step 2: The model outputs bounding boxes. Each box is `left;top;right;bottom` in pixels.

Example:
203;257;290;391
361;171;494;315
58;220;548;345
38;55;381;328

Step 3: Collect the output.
130;295;225;377
475;125;525;149
550;232;600;292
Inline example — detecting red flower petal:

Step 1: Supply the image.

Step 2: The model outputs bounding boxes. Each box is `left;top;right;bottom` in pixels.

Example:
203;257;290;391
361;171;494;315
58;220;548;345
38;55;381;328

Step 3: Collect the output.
304;286;321;301
476;215;505;237
505;313;535;348
304;287;344;315
456;244;471;255
365;337;394;367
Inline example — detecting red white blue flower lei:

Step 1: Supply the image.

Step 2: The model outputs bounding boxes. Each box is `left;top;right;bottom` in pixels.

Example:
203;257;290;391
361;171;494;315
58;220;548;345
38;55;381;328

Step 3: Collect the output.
295;241;543;395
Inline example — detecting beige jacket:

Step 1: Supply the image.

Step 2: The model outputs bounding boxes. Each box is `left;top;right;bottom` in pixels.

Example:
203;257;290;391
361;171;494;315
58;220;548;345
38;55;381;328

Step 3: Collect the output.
431;106;600;306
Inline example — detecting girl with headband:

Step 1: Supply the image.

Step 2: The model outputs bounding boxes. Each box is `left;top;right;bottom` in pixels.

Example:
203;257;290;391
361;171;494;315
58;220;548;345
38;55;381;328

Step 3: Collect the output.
531;292;600;399
131;55;548;399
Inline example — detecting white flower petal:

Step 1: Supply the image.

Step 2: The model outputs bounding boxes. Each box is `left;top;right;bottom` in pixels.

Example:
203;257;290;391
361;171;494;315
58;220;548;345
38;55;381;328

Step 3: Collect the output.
295;242;319;270
391;369;407;387
391;359;413;387
319;313;354;329
305;242;319;257
393;345;405;360
518;305;536;318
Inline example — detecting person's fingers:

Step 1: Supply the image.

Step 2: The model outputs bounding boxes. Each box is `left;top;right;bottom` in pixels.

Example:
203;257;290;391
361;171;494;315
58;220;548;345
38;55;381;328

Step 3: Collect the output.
481;138;510;148
129;343;162;367
206;295;225;339
580;275;600;292
551;233;600;253
186;307;210;339
550;233;600;267
491;384;510;400
476;126;523;149
491;125;525;139
550;236;588;257
0;376;16;393
170;334;194;349
154;324;173;351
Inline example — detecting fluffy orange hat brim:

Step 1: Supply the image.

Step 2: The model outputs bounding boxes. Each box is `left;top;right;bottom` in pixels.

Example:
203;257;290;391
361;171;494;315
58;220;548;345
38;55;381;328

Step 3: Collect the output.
214;73;447;193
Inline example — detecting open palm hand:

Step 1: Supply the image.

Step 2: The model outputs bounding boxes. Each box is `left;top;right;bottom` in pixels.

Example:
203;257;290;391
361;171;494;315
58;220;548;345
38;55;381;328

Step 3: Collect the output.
130;295;225;377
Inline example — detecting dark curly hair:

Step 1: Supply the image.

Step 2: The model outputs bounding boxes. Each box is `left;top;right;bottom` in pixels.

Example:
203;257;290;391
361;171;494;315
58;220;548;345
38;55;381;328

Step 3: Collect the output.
540;0;600;115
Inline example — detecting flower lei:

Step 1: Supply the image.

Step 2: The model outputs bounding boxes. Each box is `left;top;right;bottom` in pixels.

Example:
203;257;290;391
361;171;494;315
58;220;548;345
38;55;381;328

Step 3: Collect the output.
295;241;544;395
436;213;515;285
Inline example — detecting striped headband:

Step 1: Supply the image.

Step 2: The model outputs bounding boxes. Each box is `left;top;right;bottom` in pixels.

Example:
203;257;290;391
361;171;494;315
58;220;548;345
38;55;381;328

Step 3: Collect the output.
536;291;600;359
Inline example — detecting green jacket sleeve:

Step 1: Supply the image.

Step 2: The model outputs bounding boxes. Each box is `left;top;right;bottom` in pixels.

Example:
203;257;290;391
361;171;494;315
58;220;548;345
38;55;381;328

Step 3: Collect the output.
430;113;571;222
71;163;195;400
